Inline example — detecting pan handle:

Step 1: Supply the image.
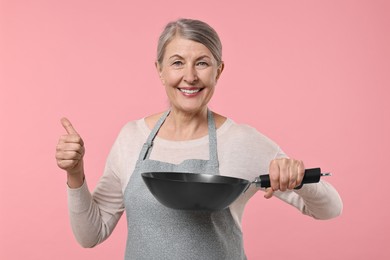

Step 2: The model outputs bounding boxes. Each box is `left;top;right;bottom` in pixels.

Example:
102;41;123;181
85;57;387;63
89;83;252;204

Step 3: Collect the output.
254;168;331;189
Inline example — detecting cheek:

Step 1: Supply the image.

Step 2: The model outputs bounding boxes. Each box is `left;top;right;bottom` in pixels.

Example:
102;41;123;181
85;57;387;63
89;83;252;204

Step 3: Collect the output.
163;71;182;86
209;68;220;82
205;72;218;87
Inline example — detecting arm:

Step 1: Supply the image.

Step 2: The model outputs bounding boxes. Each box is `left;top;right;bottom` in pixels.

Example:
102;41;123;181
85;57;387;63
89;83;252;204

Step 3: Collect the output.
56;118;124;247
273;180;343;219
265;150;343;220
67;164;124;247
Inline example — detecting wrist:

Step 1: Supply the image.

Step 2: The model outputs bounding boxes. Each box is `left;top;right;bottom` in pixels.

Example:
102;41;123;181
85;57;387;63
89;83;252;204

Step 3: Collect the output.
67;170;85;189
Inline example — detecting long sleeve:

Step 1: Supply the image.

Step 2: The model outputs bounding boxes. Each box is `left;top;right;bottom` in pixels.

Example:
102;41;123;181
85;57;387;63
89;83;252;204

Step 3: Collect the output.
67;133;126;248
67;171;124;248
272;149;343;220
273;181;343;219
66;117;343;250
216;120;343;225
67;182;123;247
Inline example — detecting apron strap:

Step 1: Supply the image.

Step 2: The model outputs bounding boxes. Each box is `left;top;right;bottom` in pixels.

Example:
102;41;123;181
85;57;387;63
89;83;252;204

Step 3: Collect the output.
207;109;219;167
139;109;219;168
138;110;170;161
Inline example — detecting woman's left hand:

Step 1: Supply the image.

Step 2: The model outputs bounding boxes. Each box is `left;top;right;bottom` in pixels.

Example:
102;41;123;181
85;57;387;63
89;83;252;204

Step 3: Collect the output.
264;158;305;199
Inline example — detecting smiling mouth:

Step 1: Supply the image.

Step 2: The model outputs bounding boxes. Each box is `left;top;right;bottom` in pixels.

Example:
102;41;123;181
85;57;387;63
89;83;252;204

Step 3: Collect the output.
178;88;204;94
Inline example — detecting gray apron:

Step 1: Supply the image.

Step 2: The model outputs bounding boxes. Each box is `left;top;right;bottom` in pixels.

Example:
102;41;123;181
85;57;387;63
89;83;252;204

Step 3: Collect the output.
123;110;246;260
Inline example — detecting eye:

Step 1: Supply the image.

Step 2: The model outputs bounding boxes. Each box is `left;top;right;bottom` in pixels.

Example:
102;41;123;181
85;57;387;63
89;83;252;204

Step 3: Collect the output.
196;61;209;68
171;60;184;68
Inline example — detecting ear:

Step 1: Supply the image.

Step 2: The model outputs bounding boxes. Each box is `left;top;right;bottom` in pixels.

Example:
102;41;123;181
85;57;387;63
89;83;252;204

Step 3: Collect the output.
155;61;165;85
216;62;224;81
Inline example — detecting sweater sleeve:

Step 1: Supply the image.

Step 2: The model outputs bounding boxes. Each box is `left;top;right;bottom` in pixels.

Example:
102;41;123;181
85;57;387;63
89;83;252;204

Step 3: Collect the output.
272;149;343;220
67;134;125;248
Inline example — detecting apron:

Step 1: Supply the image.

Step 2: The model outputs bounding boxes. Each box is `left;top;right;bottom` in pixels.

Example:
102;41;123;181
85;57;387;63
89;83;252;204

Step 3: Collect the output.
123;110;246;260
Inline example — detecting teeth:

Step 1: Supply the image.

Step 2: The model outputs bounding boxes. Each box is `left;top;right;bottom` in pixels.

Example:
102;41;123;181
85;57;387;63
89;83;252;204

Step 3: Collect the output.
180;88;200;94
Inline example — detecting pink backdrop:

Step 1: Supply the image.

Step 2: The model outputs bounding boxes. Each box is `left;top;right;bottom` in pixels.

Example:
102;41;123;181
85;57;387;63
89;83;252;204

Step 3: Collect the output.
1;0;389;259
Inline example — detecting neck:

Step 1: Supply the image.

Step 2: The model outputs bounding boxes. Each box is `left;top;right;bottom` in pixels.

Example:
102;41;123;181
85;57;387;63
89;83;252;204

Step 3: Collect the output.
163;107;209;140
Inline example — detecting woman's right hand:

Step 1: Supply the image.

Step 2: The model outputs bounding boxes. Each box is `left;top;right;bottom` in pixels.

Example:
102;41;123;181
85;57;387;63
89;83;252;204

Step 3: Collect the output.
56;118;85;188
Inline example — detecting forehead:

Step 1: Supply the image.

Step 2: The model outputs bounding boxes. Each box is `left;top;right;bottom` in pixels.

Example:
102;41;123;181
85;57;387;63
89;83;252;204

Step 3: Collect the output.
164;36;213;59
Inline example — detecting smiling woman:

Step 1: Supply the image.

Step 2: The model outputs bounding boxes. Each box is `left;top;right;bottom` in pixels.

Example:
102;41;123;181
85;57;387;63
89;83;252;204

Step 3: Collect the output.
156;37;223;118
55;18;342;260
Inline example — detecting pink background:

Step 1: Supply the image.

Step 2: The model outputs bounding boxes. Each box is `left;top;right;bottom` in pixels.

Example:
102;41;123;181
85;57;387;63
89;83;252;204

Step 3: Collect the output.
1;0;389;259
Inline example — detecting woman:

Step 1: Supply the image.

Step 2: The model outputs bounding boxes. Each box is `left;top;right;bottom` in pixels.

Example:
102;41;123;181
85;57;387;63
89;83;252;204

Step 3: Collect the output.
56;19;342;259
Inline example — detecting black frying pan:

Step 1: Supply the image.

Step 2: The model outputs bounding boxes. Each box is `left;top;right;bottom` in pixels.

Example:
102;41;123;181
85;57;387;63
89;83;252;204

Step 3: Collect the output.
142;168;329;211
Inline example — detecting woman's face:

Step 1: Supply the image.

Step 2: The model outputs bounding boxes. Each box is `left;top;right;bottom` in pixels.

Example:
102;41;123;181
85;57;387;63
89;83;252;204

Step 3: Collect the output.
156;36;223;114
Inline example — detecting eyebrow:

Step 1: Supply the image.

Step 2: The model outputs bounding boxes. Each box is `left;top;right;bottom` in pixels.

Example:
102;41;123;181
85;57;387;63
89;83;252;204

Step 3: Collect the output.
168;54;212;61
168;54;183;60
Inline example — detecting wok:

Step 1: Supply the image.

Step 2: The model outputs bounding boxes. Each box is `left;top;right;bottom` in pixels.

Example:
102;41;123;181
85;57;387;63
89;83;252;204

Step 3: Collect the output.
142;168;329;211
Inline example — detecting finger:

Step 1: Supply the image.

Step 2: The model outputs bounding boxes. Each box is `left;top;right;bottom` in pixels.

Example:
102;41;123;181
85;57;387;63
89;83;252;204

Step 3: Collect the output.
279;159;289;191
57;159;78;170
269;160;280;191
61;117;78;135
296;160;305;186
59;134;84;147
264;188;274;199
56;150;83;160
56;142;84;155
288;160;299;189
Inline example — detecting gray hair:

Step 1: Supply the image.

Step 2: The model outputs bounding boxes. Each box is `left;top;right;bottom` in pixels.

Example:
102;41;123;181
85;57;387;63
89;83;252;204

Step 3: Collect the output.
157;18;223;66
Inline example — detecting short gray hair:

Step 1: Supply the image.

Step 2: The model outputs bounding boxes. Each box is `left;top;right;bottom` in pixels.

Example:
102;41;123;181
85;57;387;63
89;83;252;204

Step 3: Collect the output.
157;18;223;66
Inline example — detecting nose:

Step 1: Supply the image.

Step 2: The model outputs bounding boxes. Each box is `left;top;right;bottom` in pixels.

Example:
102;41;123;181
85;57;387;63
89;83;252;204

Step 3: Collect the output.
183;65;198;84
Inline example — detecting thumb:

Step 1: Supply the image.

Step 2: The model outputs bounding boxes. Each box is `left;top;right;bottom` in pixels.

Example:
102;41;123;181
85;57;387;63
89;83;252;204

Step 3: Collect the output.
61;117;78;135
264;187;274;199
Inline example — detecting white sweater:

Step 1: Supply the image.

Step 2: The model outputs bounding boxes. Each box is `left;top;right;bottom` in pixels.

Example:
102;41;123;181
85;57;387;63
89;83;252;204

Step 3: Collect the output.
68;118;343;248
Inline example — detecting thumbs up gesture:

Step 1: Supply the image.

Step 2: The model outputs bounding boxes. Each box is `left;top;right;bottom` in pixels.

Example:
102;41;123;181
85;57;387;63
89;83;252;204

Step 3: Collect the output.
56;118;85;182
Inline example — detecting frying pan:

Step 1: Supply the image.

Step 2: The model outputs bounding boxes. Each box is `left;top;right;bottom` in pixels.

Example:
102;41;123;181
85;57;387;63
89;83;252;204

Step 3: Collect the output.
142;168;330;211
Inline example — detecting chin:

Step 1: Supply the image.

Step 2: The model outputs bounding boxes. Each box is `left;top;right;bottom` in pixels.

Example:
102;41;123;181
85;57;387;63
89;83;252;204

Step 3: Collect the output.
172;104;208;114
